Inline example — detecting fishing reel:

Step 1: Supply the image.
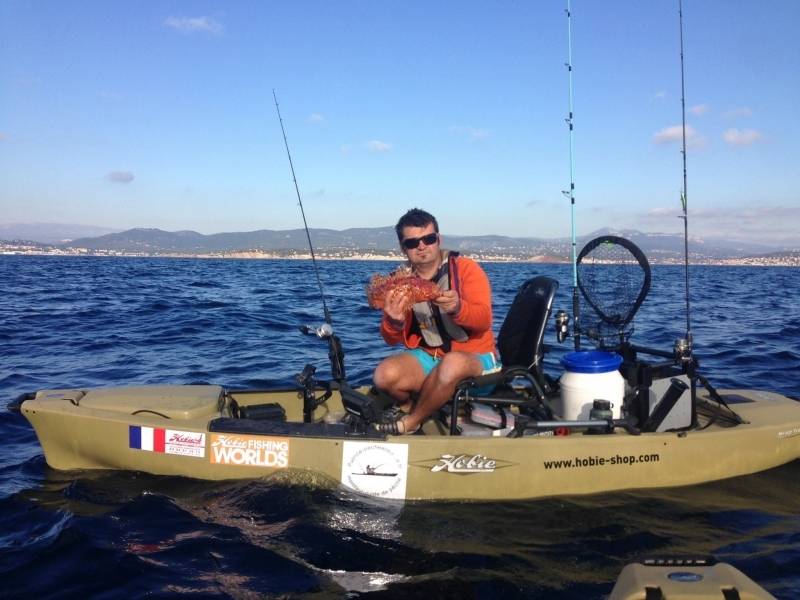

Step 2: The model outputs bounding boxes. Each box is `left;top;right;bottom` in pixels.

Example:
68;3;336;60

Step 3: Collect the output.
298;320;346;384
299;322;333;338
555;310;570;343
673;337;693;363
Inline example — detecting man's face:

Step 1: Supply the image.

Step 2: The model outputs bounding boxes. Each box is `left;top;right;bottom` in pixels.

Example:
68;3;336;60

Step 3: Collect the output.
400;223;440;267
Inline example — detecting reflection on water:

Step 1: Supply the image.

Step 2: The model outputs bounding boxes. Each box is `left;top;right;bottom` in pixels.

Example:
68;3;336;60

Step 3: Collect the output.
1;257;798;597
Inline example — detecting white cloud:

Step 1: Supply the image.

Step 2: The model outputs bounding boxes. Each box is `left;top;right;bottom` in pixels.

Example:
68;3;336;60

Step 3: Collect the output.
691;205;800;244
722;128;763;146
365;140;392;153
307;113;324;124
652;124;706;149
12;76;41;90
106;171;135;183
633;204;800;244
340;144;352;155
653;91;666;101
98;90;122;101
653;125;684;143
163;16;223;35
583;200;800;246
449;125;490;142
722;107;752;119
646;207;678;217
689;104;709;116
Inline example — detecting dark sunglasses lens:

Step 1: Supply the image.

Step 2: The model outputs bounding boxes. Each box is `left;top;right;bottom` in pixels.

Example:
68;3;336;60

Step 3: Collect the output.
403;233;438;249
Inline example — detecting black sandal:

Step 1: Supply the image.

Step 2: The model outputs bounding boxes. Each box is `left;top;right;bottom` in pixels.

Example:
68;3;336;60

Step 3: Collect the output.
374;420;401;435
380;405;409;424
373;418;420;435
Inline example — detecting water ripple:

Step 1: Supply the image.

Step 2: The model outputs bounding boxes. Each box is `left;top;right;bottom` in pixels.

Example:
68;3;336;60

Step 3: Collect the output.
1;256;798;597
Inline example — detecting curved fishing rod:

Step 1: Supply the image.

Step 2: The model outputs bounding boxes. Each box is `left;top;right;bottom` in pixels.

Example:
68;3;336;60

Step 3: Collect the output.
272;90;346;383
564;0;581;350
272;89;332;325
678;0;692;348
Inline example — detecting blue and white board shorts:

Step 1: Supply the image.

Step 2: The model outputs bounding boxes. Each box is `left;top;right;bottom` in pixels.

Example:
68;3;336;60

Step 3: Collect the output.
407;348;501;395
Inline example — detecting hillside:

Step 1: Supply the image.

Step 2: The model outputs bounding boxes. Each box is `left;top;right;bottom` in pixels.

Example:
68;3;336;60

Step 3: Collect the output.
1;225;797;264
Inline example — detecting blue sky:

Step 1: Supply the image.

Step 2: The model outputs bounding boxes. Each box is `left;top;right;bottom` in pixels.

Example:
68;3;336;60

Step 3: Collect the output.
1;1;798;245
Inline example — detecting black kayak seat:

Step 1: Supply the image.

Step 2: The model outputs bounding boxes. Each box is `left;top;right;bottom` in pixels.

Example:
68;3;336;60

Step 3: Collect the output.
497;275;560;382
449;276;559;434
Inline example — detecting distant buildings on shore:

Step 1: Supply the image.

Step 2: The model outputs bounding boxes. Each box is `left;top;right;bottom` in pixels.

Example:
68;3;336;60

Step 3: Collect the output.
2;240;798;267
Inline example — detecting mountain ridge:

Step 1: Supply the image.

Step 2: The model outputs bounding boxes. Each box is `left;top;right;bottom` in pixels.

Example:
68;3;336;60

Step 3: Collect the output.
0;223;122;244
2;224;795;260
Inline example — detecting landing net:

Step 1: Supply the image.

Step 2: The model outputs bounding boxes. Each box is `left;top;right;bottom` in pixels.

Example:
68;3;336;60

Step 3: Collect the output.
576;236;651;345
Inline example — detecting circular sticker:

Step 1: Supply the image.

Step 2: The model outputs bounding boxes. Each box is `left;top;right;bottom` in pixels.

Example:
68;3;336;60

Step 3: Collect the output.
341;442;408;499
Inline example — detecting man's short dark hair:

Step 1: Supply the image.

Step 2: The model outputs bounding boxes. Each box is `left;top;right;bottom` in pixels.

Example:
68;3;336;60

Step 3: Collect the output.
395;208;439;241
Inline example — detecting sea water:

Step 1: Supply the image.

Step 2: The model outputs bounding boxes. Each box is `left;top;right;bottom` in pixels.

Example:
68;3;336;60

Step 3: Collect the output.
1;256;798;598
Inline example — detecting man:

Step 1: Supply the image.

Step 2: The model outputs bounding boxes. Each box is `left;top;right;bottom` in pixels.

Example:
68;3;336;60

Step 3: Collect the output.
373;208;499;434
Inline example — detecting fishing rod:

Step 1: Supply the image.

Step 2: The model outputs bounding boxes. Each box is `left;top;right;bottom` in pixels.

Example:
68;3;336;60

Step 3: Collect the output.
564;0;581;350
272;89;332;325
272;90;346;382
677;0;692;351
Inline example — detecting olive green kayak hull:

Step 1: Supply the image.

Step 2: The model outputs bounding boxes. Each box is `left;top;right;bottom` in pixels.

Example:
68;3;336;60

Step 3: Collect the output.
19;385;800;502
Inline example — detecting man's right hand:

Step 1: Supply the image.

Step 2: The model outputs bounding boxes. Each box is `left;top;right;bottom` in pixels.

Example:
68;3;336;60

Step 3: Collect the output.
383;288;408;326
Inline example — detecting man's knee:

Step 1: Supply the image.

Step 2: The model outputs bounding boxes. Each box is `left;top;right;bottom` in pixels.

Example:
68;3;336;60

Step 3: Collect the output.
435;352;480;386
373;359;397;389
374;355;415;388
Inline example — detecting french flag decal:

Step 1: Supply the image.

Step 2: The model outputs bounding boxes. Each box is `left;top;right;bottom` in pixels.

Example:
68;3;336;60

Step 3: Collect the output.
129;426;166;452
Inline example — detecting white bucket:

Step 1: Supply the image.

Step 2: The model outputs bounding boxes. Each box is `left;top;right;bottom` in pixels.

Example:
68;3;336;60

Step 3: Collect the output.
556;351;624;420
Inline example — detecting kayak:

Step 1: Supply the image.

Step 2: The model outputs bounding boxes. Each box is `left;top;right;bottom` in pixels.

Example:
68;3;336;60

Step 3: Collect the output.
12;380;800;502
610;558;776;599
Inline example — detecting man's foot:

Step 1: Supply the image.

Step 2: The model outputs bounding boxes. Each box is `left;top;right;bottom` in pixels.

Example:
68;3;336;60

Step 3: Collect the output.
397;400;414;414
380;401;415;424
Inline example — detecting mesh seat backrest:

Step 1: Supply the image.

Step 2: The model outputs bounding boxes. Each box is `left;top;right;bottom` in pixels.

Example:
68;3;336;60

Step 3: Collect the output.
497;276;559;370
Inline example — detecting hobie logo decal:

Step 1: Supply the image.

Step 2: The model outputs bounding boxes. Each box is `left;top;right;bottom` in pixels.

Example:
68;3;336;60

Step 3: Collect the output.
209;434;289;468
432;454;496;473
129;426;205;458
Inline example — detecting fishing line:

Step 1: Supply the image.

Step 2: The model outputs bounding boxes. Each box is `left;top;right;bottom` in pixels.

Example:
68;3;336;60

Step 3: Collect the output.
678;0;692;346
272;89;333;325
564;0;581;350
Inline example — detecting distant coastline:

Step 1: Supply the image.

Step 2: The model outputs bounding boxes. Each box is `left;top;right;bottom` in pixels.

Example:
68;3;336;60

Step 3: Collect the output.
2;244;797;267
3;224;798;266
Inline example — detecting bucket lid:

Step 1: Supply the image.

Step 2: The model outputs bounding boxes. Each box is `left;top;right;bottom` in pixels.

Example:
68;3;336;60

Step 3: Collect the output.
560;350;622;374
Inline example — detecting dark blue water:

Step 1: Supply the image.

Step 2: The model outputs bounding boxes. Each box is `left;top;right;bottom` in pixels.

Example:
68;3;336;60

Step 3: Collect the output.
1;256;798;598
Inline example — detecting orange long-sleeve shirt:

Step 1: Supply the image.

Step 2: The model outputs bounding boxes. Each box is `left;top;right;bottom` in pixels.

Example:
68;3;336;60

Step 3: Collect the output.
380;255;497;357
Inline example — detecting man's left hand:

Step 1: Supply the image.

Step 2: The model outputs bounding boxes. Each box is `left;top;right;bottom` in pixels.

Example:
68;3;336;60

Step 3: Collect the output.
434;289;461;315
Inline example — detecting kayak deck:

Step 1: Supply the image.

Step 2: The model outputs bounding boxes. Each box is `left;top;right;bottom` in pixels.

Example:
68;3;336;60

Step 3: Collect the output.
17;383;800;501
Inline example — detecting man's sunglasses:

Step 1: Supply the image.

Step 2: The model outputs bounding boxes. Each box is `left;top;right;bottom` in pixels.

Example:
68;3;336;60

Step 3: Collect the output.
402;232;439;250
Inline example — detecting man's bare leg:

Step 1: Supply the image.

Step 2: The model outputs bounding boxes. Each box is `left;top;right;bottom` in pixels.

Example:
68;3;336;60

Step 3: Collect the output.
373;353;426;411
399;352;484;433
